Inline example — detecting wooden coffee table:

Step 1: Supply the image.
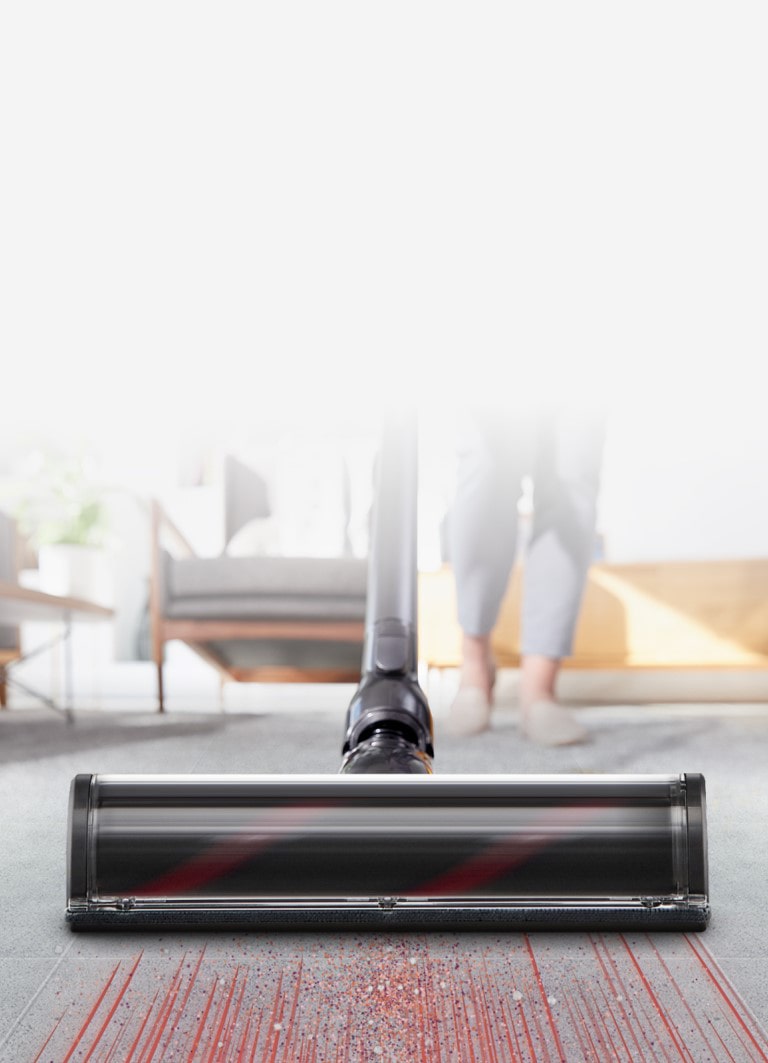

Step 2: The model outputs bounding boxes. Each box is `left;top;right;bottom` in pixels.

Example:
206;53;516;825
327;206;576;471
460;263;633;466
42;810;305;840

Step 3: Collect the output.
0;580;114;721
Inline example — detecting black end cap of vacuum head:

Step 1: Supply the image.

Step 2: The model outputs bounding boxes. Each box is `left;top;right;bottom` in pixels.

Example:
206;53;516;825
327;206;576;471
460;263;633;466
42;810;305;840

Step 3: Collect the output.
67;774;93;906
684;773;708;898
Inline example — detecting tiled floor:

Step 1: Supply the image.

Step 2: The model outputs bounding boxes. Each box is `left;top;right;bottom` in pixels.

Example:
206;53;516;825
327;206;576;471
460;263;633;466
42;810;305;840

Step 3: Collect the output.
1;690;767;1061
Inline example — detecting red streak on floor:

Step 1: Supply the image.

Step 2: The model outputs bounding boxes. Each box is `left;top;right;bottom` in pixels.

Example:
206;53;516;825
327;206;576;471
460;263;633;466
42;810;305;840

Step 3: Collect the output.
501;995;524;1061
263;969;286;1063
577;984;609;1061
104;1012;131;1063
481;952;510;1063
516;989;538;1063
124;989;160;1063
524;934;565;1062
162;946;207;1057
620;935;691;1062
685;934;768;1062
204;964;241;1063
707;1013;741;1063
413;960;427;1063
590;934;652;1062
647;935;728;1062
721;1006;763;1061
82;950;143;1063
250;1004;265;1060
591;977;621;1063
188;971;224;1060
528;989;553;1063
480;977;503;1063
445;968;466;1061
30;1009;65;1063
459;974;479;1063
469;969;496;1063
278;957;303;1062
592;981;630;1062
233;1000;254;1061
60;960;120;1063
139;951;188;1063
563;988;597;1062
222;970;248;1059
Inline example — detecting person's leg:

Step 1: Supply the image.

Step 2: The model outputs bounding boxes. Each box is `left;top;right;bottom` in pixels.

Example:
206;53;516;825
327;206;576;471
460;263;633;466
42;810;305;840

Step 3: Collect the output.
447;411;527;734
520;410;604;744
518;653;559;706
459;633;496;701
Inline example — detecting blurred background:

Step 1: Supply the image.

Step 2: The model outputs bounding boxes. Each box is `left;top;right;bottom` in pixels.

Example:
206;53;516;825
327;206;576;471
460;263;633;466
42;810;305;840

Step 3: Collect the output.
2;396;768;714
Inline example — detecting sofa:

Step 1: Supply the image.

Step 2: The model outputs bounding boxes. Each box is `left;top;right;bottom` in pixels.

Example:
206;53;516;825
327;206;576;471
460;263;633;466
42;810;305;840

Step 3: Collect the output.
148;453;369;711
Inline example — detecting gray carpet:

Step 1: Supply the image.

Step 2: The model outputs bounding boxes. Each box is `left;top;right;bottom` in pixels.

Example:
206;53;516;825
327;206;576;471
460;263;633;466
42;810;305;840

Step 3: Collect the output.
0;700;766;1059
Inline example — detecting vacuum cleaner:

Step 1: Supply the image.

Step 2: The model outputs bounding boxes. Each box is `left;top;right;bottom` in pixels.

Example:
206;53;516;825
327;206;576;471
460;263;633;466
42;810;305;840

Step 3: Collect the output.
66;415;709;931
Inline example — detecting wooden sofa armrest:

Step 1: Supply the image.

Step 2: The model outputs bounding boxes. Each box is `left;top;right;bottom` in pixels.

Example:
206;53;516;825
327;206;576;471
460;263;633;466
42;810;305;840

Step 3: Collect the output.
150;498;198;560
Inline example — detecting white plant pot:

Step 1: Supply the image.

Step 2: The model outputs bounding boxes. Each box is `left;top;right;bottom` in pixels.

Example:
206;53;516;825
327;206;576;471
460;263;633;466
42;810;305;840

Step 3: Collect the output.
37;544;112;605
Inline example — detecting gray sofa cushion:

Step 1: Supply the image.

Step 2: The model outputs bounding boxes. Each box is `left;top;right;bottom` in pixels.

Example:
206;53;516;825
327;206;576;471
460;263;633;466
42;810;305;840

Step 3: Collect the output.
162;553;367;621
206;639;363;670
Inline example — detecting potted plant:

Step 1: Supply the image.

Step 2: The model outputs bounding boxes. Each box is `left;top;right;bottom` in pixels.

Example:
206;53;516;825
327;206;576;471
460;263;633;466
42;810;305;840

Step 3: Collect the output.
14;444;111;603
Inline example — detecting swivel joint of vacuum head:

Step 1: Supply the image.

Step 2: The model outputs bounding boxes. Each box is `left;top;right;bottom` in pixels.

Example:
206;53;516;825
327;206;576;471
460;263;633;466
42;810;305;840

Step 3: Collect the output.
341;619;434;774
341;670;434;774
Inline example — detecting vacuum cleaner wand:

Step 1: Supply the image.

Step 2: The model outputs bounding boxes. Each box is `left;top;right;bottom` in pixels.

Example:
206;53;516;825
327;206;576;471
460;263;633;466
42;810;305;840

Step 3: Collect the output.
341;412;433;774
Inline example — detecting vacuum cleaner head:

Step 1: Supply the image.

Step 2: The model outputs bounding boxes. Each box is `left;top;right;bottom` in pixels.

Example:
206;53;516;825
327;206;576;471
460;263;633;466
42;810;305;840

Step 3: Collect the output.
67;771;708;931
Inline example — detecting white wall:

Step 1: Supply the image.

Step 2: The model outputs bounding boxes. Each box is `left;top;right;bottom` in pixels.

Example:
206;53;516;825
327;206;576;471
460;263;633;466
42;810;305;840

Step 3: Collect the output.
3;4;766;431
600;401;768;563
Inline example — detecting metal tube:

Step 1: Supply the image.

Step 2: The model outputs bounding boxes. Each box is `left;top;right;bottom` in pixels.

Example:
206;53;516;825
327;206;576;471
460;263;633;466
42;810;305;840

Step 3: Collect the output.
341;411;434;767
361;410;419;677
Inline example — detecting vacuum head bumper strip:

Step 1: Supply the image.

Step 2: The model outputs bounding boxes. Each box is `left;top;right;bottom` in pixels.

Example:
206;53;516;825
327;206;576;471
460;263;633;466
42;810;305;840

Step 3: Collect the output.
67;773;709;932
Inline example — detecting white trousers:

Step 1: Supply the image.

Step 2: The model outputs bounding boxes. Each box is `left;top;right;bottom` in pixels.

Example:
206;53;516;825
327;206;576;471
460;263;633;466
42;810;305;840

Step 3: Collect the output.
450;408;604;659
